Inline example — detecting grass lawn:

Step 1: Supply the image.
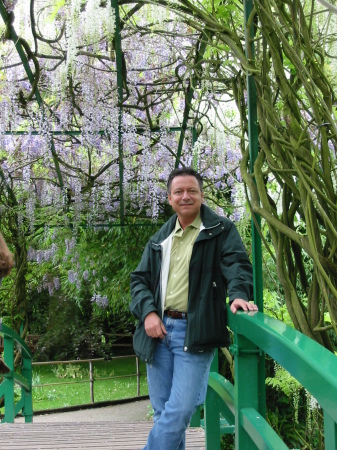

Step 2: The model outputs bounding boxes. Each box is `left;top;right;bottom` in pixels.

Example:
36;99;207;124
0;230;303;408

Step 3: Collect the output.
31;357;148;411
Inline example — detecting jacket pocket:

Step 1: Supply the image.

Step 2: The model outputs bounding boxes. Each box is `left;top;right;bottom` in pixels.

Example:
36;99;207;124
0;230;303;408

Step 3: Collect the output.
133;322;158;363
186;285;230;351
203;287;228;345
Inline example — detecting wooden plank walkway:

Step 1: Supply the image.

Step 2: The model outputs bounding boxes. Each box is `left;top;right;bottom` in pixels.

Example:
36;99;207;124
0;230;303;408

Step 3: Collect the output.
0;421;205;449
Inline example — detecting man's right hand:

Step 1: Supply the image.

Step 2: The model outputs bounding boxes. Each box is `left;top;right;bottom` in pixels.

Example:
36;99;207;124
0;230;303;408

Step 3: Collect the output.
144;312;167;339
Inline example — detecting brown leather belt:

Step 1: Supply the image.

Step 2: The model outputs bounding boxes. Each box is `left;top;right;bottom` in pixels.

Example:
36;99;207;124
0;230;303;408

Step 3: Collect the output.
164;310;187;319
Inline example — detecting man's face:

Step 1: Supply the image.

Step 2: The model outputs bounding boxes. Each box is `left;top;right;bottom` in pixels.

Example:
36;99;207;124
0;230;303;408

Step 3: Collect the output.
168;175;204;223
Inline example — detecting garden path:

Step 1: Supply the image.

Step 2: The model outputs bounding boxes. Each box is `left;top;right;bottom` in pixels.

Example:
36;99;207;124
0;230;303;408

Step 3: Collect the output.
24;399;152;423
4;400;205;449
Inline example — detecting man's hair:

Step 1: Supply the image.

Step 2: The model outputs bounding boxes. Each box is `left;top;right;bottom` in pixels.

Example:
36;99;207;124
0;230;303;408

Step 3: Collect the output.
167;167;203;194
0;232;14;278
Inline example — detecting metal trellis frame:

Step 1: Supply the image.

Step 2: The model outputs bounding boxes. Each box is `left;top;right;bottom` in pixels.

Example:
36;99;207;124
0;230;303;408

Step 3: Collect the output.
0;0;204;223
244;0;266;420
110;0;125;224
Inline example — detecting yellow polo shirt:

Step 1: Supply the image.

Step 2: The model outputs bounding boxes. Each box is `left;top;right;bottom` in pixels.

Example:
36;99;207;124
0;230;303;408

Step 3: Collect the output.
165;214;201;312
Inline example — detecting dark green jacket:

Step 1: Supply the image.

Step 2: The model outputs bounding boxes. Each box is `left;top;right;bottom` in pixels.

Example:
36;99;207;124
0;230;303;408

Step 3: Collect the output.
130;204;253;362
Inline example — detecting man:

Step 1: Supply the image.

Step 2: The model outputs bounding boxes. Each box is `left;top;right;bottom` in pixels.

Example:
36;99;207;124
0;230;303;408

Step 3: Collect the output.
130;167;257;450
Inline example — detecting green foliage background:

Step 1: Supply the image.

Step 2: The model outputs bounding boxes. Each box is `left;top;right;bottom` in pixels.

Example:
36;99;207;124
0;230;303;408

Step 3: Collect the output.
22;223;158;360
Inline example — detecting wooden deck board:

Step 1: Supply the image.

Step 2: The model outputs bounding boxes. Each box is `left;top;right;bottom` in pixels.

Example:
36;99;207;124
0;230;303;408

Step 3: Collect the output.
0;421;205;449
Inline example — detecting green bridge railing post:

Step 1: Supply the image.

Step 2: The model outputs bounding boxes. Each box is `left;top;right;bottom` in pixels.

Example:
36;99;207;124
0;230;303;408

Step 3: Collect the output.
324;413;337;450
3;334;15;422
204;386;221;449
22;354;33;422
204;349;221;450
232;332;259;450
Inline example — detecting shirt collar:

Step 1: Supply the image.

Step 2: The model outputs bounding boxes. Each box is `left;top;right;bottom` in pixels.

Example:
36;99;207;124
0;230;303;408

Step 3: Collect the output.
174;213;202;233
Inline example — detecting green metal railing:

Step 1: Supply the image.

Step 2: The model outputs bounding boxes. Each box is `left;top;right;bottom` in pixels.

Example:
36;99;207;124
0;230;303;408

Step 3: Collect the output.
200;310;337;449
0;321;33;423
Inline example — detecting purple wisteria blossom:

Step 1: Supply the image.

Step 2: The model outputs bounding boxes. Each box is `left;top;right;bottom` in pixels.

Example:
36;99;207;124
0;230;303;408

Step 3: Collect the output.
68;270;78;284
91;294;109;308
83;270;89;280
53;277;61;290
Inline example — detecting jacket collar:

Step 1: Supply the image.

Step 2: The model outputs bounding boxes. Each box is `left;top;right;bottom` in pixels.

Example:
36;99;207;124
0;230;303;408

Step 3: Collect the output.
200;204;222;228
152;204;222;245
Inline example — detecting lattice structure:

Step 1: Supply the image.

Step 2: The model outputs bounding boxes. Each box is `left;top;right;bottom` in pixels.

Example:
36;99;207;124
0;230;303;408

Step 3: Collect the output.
0;0;247;226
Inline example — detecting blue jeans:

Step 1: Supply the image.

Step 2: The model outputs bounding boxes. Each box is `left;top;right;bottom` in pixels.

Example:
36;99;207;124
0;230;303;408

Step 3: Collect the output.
143;316;214;450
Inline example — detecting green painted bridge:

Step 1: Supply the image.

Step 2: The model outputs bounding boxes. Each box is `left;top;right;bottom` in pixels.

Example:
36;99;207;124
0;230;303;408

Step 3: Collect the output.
1;310;337;449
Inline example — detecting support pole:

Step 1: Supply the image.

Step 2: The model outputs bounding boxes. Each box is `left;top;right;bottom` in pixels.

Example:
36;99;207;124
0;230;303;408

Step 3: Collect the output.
136;357;140;397
234;334;260;450
89;361;94;403
110;0;124;224
244;0;266;418
3;335;15;422
244;0;263;311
